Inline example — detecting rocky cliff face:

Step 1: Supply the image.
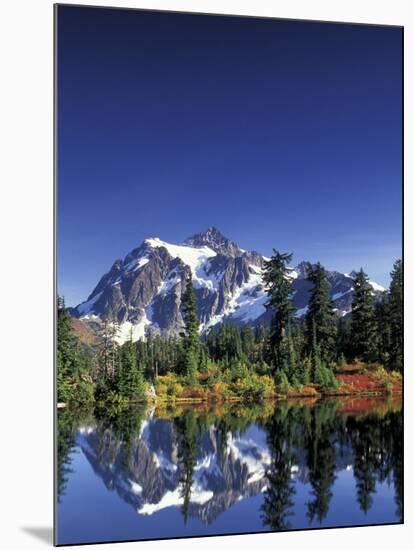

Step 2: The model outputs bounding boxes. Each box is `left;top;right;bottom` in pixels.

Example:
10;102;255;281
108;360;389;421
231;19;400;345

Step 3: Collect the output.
72;227;385;343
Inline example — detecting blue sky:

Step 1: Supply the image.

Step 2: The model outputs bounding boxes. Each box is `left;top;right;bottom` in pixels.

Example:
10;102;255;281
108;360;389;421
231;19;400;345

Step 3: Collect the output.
57;6;402;306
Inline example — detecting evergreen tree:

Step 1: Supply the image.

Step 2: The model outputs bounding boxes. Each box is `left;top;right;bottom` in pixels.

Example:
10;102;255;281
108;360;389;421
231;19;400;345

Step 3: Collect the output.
310;320;321;384
262;250;296;375
119;332;146;400
375;298;391;366
305;262;337;364
241;324;255;362
94;315;121;400
309;320;337;388
181;271;200;383
336;316;352;362
286;324;300;385
57;296;93;403
57;296;76;402
350;269;378;362
388;259;403;371
96;316;119;379
253;324;270;365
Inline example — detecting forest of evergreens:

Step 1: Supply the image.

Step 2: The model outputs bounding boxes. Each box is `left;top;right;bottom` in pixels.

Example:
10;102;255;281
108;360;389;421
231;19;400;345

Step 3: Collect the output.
57;252;403;405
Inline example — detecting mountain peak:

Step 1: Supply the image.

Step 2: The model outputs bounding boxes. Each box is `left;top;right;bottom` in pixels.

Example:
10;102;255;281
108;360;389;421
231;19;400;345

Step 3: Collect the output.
295;261;311;278
73;228;387;342
186;226;227;243
184;227;243;257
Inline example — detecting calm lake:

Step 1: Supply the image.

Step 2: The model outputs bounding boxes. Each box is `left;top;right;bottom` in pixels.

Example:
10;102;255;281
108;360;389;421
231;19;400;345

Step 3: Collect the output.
57;397;402;545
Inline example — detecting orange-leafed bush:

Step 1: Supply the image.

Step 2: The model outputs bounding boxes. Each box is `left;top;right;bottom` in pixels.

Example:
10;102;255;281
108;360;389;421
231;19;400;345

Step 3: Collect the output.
179;387;208;400
211;382;230;396
300;385;319;396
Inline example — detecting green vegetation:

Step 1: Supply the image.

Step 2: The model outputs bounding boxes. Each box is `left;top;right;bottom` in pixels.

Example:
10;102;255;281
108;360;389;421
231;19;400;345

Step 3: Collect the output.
305;262;337;364
57;253;402;405
181;271;201;383
262;250;295;371
57;297;94;404
350;269;378;362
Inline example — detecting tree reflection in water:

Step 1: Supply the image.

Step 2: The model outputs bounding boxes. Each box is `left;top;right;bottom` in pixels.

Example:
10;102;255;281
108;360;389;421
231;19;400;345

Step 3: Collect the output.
57;398;403;530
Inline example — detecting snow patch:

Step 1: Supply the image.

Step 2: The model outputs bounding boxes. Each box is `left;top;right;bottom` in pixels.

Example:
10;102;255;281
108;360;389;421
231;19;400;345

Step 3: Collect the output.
158;271;182;296
115;301;156;344
145;237;223;294
295;306;308;318
226;432;271;485
138;483;213;515
287;269;298;280
129;481;143;495
204;266;267;329
332;289;353;301
369;280;386;292
124;257;149;273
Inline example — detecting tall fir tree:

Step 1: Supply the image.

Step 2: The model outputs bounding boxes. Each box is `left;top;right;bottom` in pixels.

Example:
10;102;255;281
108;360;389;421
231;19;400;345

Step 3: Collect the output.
350;269;378;362
57;296;77;402
262;250;296;375
375;298;391;366
96;316;119;379
241;324;255;362
336;316;352;361
305;262;337;364
57;296;93;403
119;332;146;400
181;271;200;383
387;259;403;371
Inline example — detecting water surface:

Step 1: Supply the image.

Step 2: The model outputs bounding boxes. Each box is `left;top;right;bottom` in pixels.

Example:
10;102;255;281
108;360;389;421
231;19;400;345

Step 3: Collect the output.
57;397;402;545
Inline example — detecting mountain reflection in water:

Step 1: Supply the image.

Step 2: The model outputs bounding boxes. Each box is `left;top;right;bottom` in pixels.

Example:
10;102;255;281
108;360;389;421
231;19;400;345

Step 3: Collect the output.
57;398;402;545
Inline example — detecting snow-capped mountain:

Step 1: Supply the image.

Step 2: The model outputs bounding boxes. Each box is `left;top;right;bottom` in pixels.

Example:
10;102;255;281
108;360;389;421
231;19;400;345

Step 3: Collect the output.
72;227;385;343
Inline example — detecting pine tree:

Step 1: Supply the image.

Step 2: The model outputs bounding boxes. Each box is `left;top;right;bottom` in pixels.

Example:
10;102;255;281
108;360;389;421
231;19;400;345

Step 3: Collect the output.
57;296;93;403
94;315;120;400
241;324;255;362
262;250;295;375
375;298;391;366
310;320;324;384
181;271;200;384
336;316;352;361
305;262;337;364
96;317;119;379
120;332;145;400
308;319;337;388
388;259;403;372
350;269;378;362
57;296;76;402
